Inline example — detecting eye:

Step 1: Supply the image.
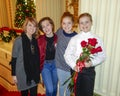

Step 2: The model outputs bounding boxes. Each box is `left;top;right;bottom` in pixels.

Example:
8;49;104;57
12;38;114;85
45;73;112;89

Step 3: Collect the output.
28;23;33;27
47;23;50;27
85;21;89;24
28;24;31;26
68;22;72;25
62;22;65;25
80;22;83;25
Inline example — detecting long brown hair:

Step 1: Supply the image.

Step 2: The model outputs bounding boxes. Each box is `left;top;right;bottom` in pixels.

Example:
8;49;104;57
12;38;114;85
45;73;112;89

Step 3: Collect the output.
38;17;55;32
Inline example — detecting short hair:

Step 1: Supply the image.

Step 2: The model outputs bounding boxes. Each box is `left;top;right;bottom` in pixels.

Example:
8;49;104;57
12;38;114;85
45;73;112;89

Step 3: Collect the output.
78;13;93;23
61;12;74;23
38;17;55;32
22;17;39;35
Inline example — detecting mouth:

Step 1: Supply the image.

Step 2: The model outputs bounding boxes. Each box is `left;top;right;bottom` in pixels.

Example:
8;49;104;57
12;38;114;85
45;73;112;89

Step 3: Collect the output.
65;27;70;30
83;27;88;30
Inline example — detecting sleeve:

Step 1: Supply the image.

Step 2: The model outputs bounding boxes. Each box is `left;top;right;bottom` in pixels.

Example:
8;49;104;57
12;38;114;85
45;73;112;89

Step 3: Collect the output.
64;38;78;69
10;38;20;76
91;38;106;66
10;57;17;75
12;38;20;58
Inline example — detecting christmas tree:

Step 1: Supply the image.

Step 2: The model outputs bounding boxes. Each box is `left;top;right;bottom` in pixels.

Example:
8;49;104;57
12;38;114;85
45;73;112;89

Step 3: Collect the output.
14;0;26;28
25;0;36;17
14;0;36;28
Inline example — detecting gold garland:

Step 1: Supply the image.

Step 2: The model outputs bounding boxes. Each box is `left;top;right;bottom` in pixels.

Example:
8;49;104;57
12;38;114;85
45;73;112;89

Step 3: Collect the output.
66;0;79;28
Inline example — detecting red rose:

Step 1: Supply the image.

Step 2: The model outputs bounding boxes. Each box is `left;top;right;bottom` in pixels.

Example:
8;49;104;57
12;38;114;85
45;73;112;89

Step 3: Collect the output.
90;48;97;54
96;46;102;52
81;41;87;47
88;38;98;46
91;46;102;54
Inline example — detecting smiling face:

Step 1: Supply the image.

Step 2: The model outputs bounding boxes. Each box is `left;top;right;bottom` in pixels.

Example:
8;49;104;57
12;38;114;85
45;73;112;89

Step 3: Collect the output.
26;21;36;36
41;20;53;37
62;17;74;33
79;16;92;32
23;17;38;39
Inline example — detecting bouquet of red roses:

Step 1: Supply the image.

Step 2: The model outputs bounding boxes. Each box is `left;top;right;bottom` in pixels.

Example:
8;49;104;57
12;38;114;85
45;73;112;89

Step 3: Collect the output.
63;38;102;95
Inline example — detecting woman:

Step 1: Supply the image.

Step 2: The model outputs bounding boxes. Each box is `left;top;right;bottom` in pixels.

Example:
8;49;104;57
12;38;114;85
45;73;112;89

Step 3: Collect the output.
10;17;40;96
37;17;58;96
55;12;77;96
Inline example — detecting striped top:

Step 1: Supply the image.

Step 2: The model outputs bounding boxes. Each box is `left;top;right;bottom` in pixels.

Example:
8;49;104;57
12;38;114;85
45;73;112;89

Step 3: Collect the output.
55;28;77;71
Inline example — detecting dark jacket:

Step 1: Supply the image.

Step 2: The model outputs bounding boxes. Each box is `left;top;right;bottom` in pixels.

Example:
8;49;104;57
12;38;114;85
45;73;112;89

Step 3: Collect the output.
37;34;57;71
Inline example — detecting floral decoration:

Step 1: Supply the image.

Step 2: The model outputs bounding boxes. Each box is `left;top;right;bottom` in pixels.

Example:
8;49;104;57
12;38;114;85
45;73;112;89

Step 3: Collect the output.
63;38;102;95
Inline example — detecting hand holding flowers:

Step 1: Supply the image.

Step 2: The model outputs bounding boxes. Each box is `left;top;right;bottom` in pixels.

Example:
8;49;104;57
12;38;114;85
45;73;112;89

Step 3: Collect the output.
63;38;103;95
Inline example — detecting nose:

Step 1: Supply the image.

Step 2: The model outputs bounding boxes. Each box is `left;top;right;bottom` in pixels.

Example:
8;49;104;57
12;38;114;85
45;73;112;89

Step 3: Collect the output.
65;24;69;27
31;27;35;31
82;23;86;26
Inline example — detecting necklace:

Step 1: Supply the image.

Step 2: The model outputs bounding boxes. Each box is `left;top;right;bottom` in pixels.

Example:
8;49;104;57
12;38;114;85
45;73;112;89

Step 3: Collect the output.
31;44;35;54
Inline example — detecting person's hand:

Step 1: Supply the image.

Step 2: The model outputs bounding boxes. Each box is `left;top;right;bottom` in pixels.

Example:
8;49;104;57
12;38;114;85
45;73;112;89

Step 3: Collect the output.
73;65;79;72
12;76;17;84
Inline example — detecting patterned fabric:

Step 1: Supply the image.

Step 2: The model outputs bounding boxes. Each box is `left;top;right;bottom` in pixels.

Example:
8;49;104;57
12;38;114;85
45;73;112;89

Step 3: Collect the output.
55;28;77;71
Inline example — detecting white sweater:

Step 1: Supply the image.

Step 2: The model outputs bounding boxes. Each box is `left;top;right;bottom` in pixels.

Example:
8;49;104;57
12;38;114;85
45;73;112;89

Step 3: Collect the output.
64;31;106;69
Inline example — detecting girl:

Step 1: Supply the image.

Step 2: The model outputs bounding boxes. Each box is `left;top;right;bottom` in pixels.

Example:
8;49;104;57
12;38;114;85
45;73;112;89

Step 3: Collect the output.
64;13;106;96
10;17;40;96
37;17;58;96
55;12;77;96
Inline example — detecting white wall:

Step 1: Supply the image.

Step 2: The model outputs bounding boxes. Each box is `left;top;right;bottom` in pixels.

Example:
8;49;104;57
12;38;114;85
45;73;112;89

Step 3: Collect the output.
79;0;120;96
35;0;65;31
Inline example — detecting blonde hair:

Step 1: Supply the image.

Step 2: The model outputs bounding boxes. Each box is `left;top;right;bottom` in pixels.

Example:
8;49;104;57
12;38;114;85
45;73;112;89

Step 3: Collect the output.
78;13;93;23
22;17;39;37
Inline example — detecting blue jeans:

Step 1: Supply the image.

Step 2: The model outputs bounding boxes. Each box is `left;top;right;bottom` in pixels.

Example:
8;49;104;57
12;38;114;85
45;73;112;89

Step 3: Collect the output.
42;60;58;96
57;68;71;96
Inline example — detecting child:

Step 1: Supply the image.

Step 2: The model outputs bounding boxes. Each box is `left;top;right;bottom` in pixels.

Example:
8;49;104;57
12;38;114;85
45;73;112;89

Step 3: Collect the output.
37;17;58;96
10;17;40;96
64;13;106;96
55;12;77;96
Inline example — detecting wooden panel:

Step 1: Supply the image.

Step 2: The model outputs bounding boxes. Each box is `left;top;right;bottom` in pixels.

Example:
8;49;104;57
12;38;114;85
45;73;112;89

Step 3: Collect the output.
38;84;45;95
0;77;17;91
0;49;6;59
6;53;11;62
0;58;11;69
0;64;13;84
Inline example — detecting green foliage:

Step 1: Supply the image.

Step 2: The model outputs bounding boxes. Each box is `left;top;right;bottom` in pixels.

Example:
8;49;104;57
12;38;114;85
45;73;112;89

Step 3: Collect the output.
14;0;36;28
25;0;36;17
0;30;19;43
14;0;26;28
62;73;75;93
